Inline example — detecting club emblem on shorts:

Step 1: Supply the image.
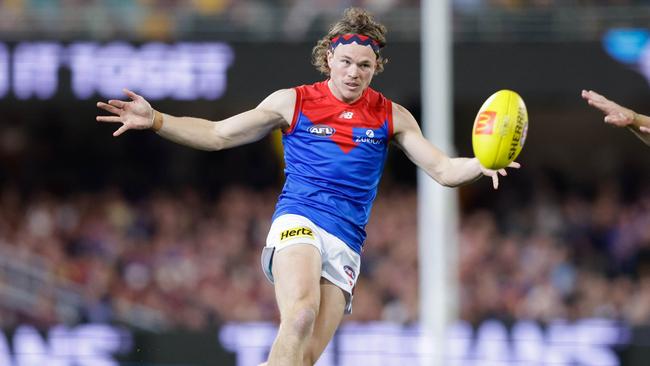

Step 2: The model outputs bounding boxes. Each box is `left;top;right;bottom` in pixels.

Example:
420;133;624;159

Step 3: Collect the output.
280;227;314;241
343;265;356;281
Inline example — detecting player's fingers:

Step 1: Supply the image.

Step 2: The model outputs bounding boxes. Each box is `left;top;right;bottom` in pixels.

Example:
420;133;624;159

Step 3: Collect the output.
590;99;610;110
587;99;607;111
640;126;650;133
97;102;123;115
604;114;625;124
113;125;130;137
498;168;507;176
508;161;521;169
492;174;499;190
123;88;141;101
582;90;599;101
96;115;123;123
588;91;611;105
586;90;605;101
108;99;127;108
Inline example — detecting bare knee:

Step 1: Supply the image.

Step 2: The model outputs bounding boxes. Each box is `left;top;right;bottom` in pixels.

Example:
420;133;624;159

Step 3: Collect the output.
285;306;317;339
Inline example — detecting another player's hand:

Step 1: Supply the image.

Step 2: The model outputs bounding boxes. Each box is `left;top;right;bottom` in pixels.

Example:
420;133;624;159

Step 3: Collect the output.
96;89;154;137
479;161;520;190
581;89;637;128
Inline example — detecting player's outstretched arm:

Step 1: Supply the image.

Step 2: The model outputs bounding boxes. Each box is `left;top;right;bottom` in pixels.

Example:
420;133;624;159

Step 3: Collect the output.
392;102;519;189
581;89;650;146
96;88;294;151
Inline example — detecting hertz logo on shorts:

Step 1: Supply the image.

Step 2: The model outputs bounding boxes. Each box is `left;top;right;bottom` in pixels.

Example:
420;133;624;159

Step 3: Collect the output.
280;227;314;241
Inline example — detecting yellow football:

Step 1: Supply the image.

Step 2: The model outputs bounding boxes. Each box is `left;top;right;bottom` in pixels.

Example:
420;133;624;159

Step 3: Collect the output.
472;90;528;170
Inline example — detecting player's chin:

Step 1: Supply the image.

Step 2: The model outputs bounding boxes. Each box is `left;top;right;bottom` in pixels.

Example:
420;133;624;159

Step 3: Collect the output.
343;89;363;100
346;90;361;99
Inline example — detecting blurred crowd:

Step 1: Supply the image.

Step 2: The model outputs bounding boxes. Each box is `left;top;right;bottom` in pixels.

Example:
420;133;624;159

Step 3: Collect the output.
0;0;417;41
459;180;650;326
1;177;649;331
457;0;646;10
0;0;646;41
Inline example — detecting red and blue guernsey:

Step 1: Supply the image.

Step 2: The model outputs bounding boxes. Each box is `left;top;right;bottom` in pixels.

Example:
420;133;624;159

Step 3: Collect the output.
272;80;394;254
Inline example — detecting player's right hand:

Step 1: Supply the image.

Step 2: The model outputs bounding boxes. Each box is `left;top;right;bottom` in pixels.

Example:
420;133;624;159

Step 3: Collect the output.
479;160;521;190
96;89;154;137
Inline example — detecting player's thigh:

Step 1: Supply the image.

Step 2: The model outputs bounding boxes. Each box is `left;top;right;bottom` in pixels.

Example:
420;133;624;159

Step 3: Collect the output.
272;243;323;314
306;278;346;362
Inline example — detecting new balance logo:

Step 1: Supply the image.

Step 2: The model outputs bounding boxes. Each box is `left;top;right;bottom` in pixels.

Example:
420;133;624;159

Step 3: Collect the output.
339;111;354;119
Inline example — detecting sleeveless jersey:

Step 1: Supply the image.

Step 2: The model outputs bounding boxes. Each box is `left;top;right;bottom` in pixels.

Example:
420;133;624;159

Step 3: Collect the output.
272;80;394;254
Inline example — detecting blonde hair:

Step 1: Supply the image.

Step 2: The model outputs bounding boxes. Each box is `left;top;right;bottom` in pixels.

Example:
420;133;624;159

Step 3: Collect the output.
311;8;388;75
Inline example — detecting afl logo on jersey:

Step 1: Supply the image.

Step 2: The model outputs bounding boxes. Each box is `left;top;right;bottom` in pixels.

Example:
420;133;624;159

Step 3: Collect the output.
308;124;336;137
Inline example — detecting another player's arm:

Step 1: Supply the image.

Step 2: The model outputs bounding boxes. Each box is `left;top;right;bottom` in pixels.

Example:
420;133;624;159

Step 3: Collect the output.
581;89;650;146
391;102;518;189
96;88;294;151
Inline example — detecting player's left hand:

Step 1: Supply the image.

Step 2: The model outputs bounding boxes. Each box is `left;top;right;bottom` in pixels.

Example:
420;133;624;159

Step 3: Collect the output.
480;161;520;190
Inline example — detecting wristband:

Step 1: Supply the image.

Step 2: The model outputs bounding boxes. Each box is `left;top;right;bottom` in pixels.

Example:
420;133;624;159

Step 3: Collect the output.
151;109;163;132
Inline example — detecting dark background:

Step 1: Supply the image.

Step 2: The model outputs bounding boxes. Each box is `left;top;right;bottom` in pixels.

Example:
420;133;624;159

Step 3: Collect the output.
2;41;648;202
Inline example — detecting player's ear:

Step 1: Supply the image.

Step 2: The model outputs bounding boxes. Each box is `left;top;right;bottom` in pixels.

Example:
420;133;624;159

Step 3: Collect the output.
327;49;334;67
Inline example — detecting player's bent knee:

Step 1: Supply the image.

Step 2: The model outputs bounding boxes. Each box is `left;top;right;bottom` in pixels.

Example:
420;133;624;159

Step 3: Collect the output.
286;307;317;338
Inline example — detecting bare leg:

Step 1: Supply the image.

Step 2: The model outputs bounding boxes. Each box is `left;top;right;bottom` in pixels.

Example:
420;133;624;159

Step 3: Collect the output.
267;244;322;366
303;278;346;366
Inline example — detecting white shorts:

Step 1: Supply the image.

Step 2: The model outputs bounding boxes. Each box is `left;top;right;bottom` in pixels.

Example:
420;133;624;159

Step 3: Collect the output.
261;214;361;314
